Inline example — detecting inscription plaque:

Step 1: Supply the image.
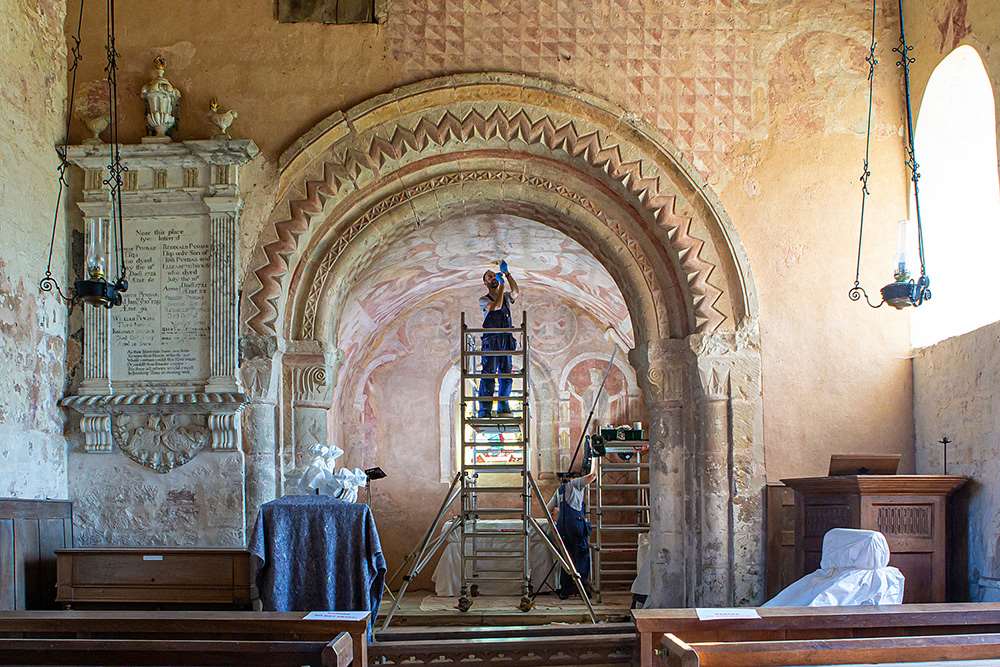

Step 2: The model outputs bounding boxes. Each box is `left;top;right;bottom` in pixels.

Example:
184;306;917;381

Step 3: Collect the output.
112;216;212;384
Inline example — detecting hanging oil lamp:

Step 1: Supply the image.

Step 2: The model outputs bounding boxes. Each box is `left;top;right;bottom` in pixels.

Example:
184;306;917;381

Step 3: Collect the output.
848;0;932;310
39;0;129;309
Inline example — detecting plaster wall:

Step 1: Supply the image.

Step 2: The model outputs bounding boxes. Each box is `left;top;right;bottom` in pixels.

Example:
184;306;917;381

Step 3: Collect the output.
64;0;920;493
0;0;69;499
913;320;1000;600
906;0;1000;602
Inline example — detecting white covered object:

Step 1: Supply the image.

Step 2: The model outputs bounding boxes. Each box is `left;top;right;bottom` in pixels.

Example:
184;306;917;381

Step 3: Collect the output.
431;519;556;596
284;443;367;501
630;532;652;603
764;528;904;607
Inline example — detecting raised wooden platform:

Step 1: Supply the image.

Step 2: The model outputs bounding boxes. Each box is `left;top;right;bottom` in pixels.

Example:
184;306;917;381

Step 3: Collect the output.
376;591;632;627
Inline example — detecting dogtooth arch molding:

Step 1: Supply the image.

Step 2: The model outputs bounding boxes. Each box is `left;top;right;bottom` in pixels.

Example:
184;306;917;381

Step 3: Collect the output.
243;73;759;346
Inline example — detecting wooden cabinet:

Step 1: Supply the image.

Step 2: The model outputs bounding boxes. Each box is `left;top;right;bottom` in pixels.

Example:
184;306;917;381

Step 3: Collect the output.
55;548;255;609
0;498;73;610
781;475;967;603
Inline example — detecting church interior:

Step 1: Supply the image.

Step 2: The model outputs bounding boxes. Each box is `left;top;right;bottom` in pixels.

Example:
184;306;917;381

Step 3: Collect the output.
2;0;1000;665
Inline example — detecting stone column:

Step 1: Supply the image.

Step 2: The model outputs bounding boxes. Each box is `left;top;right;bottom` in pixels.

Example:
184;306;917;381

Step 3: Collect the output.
240;334;282;534
631;339;691;607
696;364;733;606
284;343;341;472
689;324;766;606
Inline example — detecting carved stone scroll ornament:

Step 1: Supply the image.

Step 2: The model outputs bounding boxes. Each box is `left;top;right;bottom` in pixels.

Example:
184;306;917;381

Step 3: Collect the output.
111;413;211;473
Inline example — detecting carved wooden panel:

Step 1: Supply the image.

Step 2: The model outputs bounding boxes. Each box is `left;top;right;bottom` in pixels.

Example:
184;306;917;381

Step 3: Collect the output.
804;504;852;538
875;504;933;538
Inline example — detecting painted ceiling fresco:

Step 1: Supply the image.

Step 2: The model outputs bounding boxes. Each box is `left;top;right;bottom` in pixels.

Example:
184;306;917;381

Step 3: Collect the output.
335;213;633;370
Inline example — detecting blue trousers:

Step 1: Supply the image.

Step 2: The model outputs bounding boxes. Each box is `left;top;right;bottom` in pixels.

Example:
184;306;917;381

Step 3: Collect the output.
478;332;515;417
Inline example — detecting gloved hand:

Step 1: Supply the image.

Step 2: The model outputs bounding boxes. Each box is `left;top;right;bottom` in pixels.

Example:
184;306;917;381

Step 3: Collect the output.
499;259;509;274
497;273;504;285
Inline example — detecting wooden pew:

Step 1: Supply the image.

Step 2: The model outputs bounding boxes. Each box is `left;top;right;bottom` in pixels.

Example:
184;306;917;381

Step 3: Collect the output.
661;631;1000;666
0;610;368;666
634;604;1000;667
0;632;353;666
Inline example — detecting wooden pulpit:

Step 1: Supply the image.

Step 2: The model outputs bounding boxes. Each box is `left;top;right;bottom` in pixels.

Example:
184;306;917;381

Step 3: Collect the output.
781;475;967;603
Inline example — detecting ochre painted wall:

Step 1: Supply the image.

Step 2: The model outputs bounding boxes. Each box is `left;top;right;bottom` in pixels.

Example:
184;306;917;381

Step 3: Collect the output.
64;2;921;489
0;0;70;498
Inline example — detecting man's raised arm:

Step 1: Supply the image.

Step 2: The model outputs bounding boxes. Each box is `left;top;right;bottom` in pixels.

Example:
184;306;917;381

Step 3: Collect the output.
504;267;519;300
489;280;506;311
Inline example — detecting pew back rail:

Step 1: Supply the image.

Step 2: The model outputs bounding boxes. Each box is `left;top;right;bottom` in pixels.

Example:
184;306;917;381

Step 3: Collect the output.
0;610;368;667
634;604;1000;667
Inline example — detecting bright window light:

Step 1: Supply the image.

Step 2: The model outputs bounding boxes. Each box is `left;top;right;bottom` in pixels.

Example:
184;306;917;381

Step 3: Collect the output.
912;46;1000;348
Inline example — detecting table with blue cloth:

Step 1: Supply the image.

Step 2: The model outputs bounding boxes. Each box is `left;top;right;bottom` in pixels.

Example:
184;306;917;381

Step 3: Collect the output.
249;495;386;638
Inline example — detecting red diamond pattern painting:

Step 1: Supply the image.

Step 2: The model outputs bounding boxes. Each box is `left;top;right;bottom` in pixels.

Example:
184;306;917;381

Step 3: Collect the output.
387;0;761;180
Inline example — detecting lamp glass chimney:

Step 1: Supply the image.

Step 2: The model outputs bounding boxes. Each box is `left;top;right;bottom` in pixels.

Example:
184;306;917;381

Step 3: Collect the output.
893;219;913;282
85;217;109;281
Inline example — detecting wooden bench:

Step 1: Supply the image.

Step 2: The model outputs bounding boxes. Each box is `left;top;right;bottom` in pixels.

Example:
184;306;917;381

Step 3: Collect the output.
0;610;369;666
372;622;636;665
634;604;1000;667
661;631;1000;666
0;632;353;666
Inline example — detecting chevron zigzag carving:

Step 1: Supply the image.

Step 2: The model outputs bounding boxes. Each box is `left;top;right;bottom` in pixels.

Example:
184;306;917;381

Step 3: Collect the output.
246;105;726;336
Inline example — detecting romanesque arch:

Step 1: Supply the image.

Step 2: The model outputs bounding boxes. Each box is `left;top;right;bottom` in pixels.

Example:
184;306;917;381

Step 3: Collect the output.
240;73;765;606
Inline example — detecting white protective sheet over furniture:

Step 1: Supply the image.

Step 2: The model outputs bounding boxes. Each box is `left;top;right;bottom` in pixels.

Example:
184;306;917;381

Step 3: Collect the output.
431;518;557;596
630;532;651;603
764;528;905;607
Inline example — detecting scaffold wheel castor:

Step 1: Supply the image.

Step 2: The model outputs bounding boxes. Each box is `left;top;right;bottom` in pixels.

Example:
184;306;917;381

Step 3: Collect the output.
470;584;480;597
457;596;473;612
519;596;534;612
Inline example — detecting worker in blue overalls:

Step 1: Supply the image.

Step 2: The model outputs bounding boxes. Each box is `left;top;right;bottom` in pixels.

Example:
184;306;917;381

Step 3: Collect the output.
477;261;519;418
548;451;598;599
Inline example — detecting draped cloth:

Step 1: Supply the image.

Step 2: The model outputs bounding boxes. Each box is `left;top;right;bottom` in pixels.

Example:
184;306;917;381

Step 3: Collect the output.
764;528;904;607
249;495;386;637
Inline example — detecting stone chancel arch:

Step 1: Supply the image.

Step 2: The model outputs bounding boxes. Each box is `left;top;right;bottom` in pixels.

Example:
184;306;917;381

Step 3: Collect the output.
240;73;765;607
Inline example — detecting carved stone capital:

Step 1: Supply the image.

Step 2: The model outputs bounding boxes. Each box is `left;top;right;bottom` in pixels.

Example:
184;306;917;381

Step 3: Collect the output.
630;338;690;404
239;334;283;404
285;348;342;408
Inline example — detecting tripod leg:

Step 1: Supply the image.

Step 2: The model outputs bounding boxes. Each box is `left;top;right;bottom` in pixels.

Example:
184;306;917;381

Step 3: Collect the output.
381;473;462;630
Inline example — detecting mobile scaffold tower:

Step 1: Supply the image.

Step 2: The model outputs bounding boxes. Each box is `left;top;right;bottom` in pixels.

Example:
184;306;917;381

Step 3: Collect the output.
381;312;596;629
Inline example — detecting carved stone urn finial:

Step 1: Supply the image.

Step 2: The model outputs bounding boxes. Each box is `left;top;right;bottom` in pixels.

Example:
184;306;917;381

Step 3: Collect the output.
141;55;181;143
208;98;238;140
75;79;111;145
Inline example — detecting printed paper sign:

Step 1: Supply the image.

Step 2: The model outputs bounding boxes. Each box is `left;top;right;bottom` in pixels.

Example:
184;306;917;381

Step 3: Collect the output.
695;608;761;621
303;611;369;622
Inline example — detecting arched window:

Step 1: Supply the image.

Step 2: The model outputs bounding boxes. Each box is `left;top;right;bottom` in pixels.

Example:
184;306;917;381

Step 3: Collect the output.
911;46;1000;348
